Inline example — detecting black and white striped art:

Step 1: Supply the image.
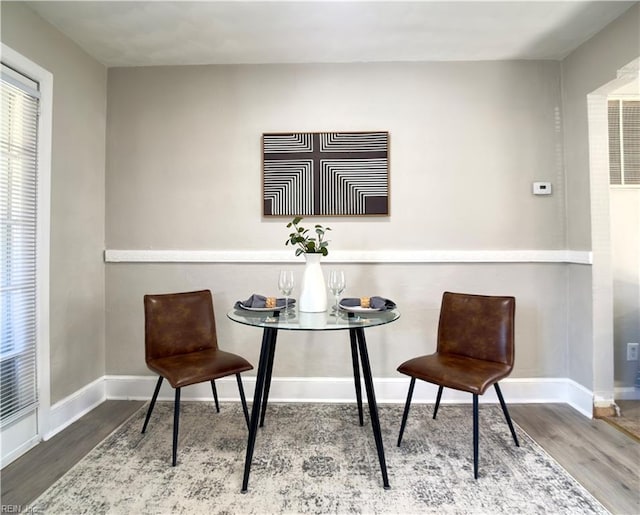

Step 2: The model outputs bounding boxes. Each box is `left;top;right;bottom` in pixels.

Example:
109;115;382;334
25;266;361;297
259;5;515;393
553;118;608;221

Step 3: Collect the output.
263;132;389;216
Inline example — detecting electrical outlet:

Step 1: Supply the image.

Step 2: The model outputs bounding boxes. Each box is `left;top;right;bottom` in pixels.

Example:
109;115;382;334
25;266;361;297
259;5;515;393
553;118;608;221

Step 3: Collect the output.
627;342;639;361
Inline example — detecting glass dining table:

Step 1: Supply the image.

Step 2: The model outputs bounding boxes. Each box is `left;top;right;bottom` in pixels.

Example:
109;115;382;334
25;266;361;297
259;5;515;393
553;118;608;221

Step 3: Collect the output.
227;306;400;493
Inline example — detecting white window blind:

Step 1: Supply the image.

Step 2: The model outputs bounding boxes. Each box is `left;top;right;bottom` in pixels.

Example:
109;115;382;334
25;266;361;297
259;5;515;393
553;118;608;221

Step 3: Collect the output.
608;98;640;186
1;64;40;427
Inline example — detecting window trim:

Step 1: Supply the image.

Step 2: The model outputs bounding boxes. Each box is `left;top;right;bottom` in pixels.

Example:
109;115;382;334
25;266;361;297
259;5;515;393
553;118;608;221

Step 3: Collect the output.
1;43;52;448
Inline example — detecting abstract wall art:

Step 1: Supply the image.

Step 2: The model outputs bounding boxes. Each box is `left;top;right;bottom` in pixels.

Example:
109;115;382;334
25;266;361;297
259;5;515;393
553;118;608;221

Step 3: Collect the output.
262;131;389;216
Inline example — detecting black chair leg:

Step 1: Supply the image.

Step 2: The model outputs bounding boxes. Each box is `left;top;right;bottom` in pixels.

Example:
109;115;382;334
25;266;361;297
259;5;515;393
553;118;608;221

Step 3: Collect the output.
495;383;519;447
211;380;220;413
473;394;479;479
433;385;444;420
236;373;250;429
141;376;163;434
397;377;416;446
172;388;181;466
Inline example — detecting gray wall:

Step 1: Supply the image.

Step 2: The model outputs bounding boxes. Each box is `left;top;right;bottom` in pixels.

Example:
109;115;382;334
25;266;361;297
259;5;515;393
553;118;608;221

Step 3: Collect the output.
1;3;107;403
562;3;639;251
2;1;638;404
105;61;570;379
561;3;639;392
107;262;569;379
106;61;565;251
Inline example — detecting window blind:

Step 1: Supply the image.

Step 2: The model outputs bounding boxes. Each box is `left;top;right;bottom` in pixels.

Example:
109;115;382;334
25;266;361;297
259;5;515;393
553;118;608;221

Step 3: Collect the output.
622;100;640;185
0;64;40;427
608;98;640;186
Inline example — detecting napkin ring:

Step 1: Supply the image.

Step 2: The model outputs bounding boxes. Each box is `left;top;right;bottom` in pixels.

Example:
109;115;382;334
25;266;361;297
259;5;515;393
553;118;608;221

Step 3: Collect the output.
266;297;277;308
360;297;371;308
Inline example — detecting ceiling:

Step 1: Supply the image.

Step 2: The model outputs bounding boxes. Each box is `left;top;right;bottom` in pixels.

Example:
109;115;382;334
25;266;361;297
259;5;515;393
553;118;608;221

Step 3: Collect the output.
26;1;637;67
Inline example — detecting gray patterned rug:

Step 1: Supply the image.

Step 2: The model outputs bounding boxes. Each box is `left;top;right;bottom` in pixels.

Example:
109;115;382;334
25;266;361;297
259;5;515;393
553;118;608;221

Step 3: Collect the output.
34;402;607;514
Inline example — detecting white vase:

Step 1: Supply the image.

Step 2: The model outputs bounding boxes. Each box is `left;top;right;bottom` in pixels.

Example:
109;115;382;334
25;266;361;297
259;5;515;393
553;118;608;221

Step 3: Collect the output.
299;253;328;312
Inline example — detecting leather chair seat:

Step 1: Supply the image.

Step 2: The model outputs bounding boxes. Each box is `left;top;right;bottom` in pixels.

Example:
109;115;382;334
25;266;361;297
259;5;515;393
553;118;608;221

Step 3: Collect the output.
147;349;253;389
398;353;512;396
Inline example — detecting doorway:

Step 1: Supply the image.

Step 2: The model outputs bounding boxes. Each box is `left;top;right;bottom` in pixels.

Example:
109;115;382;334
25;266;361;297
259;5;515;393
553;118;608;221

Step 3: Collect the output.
587;57;639;418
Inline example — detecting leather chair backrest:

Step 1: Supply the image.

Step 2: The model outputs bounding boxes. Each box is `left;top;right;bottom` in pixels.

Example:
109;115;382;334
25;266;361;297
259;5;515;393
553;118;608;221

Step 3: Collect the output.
144;290;218;362
437;292;515;366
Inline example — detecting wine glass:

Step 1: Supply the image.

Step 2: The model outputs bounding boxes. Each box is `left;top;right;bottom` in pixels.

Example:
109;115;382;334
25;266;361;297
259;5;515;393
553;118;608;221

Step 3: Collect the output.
278;270;295;313
328;270;346;314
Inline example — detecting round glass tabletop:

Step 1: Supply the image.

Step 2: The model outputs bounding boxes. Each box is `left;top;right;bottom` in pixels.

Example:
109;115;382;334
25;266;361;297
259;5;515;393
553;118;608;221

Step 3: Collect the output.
227;307;400;331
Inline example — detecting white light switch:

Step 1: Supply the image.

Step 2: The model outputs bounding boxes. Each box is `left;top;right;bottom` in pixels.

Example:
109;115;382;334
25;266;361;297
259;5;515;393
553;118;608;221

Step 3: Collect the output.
533;182;552;195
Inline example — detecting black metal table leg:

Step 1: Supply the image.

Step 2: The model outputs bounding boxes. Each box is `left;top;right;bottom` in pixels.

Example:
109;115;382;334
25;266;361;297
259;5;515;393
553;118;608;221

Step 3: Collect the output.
259;331;278;427
355;327;390;489
241;327;277;493
349;329;364;426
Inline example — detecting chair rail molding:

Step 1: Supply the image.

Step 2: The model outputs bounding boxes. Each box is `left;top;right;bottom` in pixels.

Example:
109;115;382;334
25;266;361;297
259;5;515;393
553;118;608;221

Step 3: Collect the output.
105;249;593;264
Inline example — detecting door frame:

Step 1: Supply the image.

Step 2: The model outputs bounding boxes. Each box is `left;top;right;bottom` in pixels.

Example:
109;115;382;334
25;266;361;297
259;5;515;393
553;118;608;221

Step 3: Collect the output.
587;57;639;408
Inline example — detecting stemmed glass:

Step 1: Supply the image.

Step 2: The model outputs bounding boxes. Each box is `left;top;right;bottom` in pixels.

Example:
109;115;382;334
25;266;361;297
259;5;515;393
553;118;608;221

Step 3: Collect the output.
328;270;346;315
278;270;295;314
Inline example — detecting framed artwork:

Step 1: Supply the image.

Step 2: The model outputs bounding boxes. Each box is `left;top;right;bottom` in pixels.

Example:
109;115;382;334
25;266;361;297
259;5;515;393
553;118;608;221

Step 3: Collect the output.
262;131;389;216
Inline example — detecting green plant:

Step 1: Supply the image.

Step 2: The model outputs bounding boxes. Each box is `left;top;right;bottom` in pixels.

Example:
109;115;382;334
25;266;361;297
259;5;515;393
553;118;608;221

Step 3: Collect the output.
285;216;331;256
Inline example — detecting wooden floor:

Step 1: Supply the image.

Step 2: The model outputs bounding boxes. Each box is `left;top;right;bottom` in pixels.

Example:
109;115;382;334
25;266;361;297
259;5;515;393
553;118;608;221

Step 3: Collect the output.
510;404;639;514
1;400;144;510
1;401;639;514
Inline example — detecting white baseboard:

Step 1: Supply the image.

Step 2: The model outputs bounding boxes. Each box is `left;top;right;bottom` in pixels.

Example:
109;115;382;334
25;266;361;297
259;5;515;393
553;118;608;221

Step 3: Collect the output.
105;375;594;417
615;386;640;400
38;375;595;445
45;377;106;440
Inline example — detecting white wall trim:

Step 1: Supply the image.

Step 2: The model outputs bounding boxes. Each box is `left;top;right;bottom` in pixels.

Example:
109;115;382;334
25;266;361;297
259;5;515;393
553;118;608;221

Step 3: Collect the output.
44;377;106;440
615;386;640;401
105;249;593;265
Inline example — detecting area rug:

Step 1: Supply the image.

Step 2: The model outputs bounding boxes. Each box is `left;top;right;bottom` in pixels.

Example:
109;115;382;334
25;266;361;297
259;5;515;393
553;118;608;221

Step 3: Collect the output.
33;402;607;514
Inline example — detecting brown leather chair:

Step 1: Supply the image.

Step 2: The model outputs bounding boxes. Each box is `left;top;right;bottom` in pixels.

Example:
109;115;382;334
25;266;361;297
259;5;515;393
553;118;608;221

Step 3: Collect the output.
397;292;519;478
141;290;253;466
